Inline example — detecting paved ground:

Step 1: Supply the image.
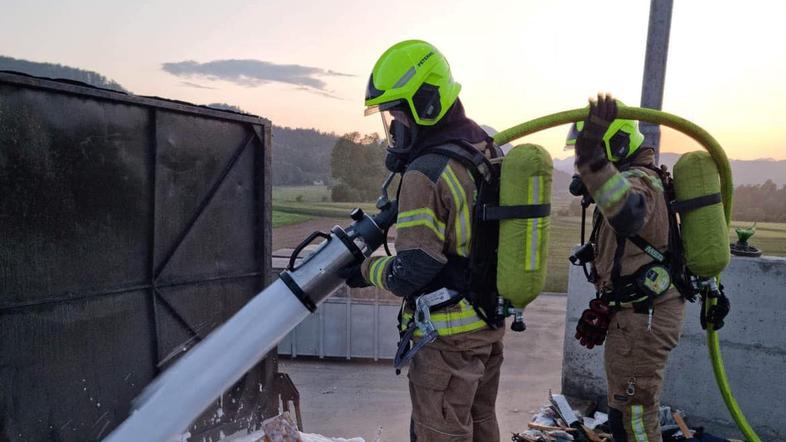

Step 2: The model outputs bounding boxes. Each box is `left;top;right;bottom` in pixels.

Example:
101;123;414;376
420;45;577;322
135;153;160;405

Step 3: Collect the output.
279;294;567;442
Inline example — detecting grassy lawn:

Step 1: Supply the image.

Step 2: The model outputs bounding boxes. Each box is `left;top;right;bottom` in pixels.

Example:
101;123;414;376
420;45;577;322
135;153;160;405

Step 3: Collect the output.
273;185;331;203
273;185;377;220
729;221;786;257
272;210;314;228
272;186;786;292
546;216;584;293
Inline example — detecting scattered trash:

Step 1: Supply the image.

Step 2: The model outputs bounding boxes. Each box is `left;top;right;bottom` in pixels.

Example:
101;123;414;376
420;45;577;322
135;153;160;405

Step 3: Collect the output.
220;413;366;442
261;412;301;442
512;392;737;442
581;411;608;431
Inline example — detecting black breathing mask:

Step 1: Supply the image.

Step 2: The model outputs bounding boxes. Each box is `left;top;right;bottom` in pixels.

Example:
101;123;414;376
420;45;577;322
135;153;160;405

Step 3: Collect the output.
385;150;408;173
384;116;418;173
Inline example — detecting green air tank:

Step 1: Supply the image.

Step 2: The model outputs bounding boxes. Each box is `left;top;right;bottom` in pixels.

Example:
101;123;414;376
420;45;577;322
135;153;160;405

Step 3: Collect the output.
673;151;731;277
496;144;552;308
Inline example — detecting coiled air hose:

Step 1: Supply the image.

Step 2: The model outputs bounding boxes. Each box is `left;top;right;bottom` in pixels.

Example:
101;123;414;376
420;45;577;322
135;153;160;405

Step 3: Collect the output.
493;105;760;442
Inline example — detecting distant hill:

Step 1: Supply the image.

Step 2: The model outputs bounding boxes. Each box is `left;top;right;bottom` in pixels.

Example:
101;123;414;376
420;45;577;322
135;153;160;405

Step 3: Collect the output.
553;152;786;186
0;55;128;92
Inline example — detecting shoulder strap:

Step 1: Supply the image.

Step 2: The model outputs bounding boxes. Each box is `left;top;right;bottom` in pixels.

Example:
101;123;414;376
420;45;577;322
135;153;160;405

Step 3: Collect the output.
422;141;496;183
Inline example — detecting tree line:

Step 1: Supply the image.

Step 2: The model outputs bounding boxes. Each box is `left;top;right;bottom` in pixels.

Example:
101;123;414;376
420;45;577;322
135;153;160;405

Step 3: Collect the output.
329;132;390;202
732;180;786;223
558;179;786;223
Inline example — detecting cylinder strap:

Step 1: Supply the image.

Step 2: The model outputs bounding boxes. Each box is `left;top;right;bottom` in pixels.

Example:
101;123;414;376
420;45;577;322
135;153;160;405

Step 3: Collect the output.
482;203;551;221
671;192;722;214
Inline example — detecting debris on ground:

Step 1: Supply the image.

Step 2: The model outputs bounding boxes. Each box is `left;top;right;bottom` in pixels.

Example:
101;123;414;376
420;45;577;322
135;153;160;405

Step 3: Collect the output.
223;413;365;442
261;412;301;442
512;392;736;442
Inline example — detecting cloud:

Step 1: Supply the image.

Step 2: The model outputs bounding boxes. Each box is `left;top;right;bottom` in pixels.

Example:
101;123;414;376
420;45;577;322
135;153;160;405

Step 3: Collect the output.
161;59;354;93
294;86;345;100
179;81;215;89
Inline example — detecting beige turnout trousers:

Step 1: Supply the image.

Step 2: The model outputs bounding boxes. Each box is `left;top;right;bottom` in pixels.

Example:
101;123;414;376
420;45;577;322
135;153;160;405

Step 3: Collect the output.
407;328;504;442
604;291;685;442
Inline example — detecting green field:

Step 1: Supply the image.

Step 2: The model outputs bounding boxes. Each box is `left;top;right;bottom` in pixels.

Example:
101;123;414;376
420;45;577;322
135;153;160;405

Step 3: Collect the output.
273;185;377;220
273;186;786;292
272;210;314;228
273;185;331;203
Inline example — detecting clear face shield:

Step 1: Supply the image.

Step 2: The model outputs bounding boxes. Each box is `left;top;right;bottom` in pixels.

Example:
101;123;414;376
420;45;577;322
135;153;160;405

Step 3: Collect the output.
564;122;580;152
365;100;413;150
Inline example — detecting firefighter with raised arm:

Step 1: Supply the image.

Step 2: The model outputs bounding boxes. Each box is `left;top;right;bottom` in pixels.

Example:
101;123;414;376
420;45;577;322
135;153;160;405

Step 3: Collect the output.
568;93;685;442
342;40;505;442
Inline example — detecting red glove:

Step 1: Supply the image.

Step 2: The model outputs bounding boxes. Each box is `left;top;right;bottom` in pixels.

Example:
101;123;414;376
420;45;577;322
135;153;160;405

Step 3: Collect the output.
575;298;611;349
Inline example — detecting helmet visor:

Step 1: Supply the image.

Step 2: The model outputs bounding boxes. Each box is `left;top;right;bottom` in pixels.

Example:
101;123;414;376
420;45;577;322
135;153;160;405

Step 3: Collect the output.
366;100;411;148
564;122;580;151
379;108;413;149
364;99;406;117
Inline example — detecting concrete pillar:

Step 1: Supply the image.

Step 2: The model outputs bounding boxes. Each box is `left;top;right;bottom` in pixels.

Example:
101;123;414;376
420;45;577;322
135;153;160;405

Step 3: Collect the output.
640;0;674;163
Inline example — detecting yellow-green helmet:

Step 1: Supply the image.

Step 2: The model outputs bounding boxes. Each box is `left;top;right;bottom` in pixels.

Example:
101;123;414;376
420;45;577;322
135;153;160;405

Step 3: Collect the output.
565;113;645;162
364;40;461;126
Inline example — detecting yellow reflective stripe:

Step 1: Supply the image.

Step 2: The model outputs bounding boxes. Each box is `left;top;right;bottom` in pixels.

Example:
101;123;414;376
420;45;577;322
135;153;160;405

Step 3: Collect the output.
401;300;486;336
397;208;446;241
369;258;382;287
631;405;649;442
369;256;393;288
593;173;631;211
441;165;471;257
622;169;663;192
524;175;545;271
426;318;487;336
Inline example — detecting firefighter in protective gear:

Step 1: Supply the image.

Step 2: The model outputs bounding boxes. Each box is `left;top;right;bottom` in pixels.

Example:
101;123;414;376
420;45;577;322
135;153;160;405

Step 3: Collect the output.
352;40;505;442
568;93;686;442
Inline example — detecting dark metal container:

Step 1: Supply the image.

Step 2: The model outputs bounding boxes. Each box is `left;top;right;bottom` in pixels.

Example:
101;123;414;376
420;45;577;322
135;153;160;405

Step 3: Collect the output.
0;71;276;441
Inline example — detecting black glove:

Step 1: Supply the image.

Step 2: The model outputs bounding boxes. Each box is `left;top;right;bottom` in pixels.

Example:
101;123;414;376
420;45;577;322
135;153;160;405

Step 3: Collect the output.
701;288;730;330
338;262;371;288
575;93;617;170
575;298;611;349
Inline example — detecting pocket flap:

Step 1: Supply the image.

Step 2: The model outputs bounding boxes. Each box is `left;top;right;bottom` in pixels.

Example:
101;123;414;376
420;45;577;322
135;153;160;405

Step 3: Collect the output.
408;368;451;391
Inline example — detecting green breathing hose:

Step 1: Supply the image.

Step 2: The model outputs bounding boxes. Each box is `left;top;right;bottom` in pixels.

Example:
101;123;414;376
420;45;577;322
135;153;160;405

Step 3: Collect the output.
493;106;761;442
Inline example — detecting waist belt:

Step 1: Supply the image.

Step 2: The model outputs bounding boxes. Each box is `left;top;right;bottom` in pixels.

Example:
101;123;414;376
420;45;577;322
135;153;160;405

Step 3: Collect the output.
401;298;487;337
600;282;672;311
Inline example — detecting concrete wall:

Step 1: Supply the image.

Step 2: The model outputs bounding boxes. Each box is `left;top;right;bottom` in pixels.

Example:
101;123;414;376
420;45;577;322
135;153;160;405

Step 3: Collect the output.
562;256;786;441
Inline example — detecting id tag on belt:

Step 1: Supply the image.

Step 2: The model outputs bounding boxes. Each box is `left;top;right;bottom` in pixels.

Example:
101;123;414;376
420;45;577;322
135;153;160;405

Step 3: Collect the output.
419;287;458;307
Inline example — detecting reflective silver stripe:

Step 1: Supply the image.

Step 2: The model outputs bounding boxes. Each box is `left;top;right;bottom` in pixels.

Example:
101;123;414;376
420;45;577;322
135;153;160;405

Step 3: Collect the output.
397;212;445;231
428;314;485;331
594;173;631;211
392;67;416;88
397;208;446;241
528;175;540;271
622;169;663;192
631;405;649;442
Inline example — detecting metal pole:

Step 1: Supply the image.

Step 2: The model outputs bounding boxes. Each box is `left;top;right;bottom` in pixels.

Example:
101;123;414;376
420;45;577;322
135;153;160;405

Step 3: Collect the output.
640;0;674;162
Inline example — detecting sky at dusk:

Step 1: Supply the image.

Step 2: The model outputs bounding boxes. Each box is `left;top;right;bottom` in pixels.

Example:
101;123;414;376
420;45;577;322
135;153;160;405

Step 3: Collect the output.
2;0;785;160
